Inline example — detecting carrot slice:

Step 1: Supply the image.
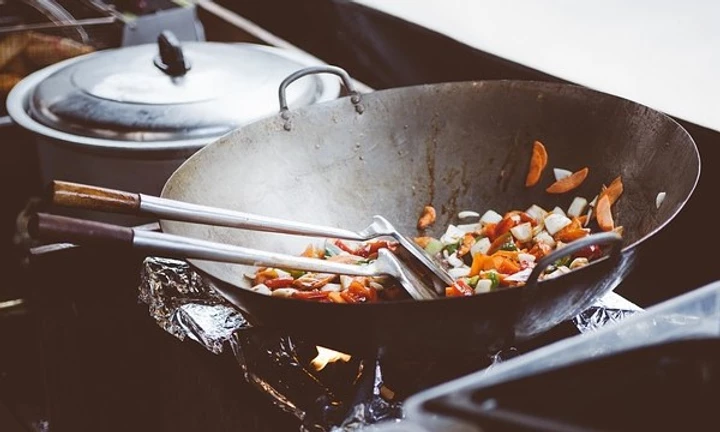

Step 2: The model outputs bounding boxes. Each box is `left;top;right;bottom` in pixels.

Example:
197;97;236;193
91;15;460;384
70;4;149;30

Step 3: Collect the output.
417;205;436;229
546;167;589;194
525;140;548;187
596;194;614;231
602;176;624;205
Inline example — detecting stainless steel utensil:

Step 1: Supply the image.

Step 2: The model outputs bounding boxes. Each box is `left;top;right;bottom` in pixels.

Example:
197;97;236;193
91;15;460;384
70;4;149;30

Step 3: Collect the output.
29;212;439;300
50;180;455;294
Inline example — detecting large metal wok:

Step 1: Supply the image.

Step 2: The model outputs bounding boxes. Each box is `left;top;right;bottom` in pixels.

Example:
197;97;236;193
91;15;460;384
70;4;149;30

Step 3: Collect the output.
159;67;700;358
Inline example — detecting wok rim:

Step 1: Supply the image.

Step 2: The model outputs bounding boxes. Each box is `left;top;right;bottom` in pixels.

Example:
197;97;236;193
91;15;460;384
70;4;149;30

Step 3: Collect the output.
160;79;702;307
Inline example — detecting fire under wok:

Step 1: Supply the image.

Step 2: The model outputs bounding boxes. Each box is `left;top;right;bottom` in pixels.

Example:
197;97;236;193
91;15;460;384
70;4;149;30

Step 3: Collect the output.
158;67;700;359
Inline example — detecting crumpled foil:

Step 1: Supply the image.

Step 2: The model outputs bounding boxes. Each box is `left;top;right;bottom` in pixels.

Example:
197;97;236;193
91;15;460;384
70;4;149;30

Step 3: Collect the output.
139;257;249;354
138;257;643;431
573;291;643;333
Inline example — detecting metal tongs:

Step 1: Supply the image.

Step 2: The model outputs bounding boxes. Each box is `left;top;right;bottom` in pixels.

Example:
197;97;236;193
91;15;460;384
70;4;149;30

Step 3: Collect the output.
35;181;454;300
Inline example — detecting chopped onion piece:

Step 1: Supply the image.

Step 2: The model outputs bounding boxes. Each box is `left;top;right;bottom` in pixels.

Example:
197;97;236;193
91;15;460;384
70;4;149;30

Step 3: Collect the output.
569;257;590;269
446;252;465;268
250;284;272;295
554;168;573;181
567;197;588;218
504;267;533;282
584;206;594;227
368;281;385;291
275;269;291;279
456;223;480;233
510;222;533;242
551;206;567;217
321;283;343;292
544;213;572;235
271;288;298;298
518;253;536;266
458;210;480;219
534;231;556;247
589;195;599;207
545;266;571;280
656;192;666;209
440;224;465;244
340;275;354;290
449;267;471;279
475;279;493;294
479;210;503;225
525;204;548;222
470;237;491;256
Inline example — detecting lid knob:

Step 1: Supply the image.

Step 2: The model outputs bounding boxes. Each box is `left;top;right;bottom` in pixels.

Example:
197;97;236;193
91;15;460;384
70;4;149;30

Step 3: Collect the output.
154;30;191;77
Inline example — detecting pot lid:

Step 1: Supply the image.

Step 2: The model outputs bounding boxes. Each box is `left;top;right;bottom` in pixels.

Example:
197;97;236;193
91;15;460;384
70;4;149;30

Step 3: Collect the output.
27;32;336;142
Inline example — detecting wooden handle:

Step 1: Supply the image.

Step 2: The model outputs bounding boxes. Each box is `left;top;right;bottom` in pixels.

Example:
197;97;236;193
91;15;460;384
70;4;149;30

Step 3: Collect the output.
28;213;134;247
50;181;141;214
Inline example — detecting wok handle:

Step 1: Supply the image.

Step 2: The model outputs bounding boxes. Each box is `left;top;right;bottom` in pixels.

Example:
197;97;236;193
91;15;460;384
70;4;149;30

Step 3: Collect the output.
526;232;623;286
50;180;141;214
278;66;363;128
28;213;134;247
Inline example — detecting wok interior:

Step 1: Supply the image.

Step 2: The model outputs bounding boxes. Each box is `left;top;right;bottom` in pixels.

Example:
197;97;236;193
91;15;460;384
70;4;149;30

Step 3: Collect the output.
161;80;699;292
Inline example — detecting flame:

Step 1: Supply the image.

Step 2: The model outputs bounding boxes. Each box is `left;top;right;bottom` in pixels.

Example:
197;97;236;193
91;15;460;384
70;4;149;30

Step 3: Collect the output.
311;346;352;371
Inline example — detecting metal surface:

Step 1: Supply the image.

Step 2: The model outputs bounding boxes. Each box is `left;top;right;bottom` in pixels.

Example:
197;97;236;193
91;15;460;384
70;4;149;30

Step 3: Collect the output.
160;78;700;357
19;42;340;143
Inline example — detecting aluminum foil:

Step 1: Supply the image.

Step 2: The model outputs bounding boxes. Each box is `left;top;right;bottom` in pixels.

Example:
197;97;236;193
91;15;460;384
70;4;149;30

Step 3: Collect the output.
573;291;643;333
138;257;643;431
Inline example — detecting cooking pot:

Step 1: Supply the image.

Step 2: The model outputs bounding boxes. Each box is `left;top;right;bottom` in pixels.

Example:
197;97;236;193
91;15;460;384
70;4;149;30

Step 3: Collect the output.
157;66;700;359
6;31;340;222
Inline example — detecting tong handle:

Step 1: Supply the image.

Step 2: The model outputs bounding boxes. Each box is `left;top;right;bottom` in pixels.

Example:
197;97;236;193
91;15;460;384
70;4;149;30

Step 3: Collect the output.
50;181;140;214
29;213;134;247
49;180;364;240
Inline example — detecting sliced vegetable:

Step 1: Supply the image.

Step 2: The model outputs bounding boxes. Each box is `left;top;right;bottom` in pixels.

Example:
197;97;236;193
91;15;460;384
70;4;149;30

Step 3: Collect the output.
602;176;624;205
485;271;500;289
458;210;480;219
567;197;588;218
417;205;437;229
656;192;666;209
510;222;533;242
456;233;476;257
470;237;491;256
553;168;573;181
475;279;493;294
546;167;589;194
533;231;556;247
525;140;549;187
487;232;513;255
525;204;548;223
423;238;444;256
544;213;572;235
480;210;503;225
596;194;614;231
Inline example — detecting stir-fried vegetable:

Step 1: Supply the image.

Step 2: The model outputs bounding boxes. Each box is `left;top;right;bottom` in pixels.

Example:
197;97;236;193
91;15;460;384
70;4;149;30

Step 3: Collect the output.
525;141;548;187
545;167;589;194
246;141;624;303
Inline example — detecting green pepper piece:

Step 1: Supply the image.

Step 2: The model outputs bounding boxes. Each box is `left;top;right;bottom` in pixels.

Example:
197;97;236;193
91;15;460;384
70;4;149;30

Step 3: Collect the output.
553;256;571;268
445;241;461;255
466;275;480;288
500;239;518;251
487;271;500;289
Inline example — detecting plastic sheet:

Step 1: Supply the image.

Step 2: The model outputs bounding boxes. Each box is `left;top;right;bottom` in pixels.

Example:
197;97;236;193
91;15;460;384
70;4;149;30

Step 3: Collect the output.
138;257;643;431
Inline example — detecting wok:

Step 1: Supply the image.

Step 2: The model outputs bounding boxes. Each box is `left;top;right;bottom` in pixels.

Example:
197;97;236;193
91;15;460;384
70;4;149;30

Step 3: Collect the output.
159;67;700;358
